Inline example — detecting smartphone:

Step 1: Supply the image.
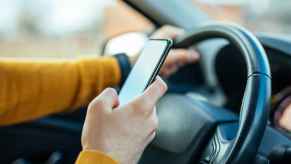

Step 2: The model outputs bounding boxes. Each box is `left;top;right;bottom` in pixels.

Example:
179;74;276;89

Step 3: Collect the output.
118;39;173;106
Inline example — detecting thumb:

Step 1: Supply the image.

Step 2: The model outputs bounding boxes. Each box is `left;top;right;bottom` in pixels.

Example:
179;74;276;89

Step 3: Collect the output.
139;77;168;107
88;88;119;113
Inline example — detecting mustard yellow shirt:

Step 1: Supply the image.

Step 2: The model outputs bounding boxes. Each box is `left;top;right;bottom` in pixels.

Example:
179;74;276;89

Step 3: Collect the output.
0;57;120;164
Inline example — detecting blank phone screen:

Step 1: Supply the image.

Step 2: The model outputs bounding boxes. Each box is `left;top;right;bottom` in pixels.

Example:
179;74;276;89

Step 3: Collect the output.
118;40;170;106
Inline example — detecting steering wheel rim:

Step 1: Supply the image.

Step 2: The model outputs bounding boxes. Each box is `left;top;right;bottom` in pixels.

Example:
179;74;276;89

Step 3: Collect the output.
174;23;271;164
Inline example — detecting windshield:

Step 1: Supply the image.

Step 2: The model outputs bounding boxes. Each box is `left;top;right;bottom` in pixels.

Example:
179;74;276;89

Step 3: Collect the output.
0;0;289;58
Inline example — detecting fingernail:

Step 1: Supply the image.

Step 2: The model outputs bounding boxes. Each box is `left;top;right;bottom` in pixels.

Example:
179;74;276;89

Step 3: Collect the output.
189;50;199;60
156;76;163;81
156;77;168;92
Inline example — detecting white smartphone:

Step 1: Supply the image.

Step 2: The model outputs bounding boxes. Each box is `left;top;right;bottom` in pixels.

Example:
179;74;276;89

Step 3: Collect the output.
118;39;173;106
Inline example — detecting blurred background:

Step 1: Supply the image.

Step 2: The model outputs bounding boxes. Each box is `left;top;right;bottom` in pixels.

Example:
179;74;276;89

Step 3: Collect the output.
0;0;290;58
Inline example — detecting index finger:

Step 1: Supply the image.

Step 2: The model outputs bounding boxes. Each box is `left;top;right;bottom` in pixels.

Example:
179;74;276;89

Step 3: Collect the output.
151;25;185;39
168;49;200;66
88;88;119;113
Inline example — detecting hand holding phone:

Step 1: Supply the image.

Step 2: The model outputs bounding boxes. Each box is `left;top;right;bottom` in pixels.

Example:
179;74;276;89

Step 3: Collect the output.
118;39;172;106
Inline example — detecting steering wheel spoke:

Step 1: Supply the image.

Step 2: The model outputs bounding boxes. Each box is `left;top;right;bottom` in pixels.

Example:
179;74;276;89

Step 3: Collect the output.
201;123;238;164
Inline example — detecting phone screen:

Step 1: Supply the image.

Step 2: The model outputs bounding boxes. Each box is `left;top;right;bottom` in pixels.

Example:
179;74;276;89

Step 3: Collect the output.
118;39;172;106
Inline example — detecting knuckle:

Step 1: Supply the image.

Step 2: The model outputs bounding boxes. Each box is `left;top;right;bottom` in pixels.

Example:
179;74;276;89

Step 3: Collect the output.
128;101;141;114
129;95;157;116
142;97;152;108
88;99;106;111
152;117;159;129
133;102;148;114
142;101;152;111
148;131;157;143
129;100;139;109
106;87;118;97
150;111;159;129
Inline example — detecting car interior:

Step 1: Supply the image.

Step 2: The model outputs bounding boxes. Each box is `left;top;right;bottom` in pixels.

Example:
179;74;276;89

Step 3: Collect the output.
0;0;291;164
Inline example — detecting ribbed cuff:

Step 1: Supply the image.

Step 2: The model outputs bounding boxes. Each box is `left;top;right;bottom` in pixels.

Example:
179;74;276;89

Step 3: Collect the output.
113;53;131;86
76;150;118;164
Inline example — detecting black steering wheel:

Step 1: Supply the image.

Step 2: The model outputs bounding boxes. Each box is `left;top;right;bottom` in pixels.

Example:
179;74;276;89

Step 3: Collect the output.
139;23;271;164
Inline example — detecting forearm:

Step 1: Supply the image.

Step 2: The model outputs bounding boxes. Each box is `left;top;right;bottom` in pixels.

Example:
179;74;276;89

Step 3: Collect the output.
0;55;129;125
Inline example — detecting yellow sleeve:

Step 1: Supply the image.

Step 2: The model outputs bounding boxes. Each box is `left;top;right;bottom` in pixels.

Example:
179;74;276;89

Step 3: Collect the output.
76;150;118;164
0;57;121;125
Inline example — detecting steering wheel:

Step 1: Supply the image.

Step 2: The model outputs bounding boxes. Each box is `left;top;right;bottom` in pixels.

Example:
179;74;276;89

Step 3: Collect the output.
139;23;271;164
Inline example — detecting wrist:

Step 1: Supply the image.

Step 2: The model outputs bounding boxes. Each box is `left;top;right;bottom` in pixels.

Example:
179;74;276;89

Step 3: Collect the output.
113;53;132;86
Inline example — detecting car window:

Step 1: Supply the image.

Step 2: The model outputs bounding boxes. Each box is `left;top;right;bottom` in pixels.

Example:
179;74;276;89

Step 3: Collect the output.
0;0;152;58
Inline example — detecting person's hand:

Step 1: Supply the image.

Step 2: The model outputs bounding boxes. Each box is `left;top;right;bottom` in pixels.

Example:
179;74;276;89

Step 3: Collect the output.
81;77;167;164
279;104;291;131
159;49;199;77
151;25;200;77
